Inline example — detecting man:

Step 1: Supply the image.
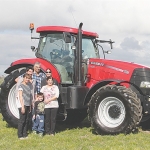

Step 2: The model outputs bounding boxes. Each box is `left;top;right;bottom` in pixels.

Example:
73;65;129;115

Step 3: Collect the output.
15;67;34;82
32;62;45;96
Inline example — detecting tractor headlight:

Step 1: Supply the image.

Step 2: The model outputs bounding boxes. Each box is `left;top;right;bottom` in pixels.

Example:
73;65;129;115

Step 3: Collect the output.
140;81;150;88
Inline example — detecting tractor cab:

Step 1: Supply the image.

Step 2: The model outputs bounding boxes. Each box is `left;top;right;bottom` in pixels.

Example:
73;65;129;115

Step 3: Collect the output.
34;26;100;84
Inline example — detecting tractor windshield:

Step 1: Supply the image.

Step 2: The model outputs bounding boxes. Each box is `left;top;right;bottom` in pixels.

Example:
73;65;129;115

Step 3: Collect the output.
37;33;99;83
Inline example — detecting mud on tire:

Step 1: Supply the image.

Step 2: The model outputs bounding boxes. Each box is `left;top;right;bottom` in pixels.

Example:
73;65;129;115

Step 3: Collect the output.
88;85;142;135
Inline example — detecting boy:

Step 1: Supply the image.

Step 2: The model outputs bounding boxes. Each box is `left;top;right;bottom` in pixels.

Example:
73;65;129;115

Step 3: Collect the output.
32;92;45;137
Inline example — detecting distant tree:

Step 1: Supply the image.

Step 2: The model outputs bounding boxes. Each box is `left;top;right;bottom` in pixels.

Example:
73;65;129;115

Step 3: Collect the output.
0;75;4;84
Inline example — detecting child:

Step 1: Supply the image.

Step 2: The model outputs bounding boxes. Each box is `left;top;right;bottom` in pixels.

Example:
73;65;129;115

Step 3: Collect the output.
18;73;32;139
32;92;45;137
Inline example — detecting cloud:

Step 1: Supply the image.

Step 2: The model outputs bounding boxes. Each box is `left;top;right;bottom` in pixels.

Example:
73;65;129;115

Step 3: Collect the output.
0;0;150;75
0;32;35;74
106;36;150;66
120;37;141;50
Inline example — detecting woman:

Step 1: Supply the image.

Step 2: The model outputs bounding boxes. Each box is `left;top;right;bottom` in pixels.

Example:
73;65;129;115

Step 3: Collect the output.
18;73;32;139
15;67;34;109
41;68;58;87
40;76;59;136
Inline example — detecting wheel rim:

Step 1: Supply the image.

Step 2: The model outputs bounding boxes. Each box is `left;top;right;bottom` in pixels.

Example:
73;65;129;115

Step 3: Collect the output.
97;97;126;128
8;84;19;119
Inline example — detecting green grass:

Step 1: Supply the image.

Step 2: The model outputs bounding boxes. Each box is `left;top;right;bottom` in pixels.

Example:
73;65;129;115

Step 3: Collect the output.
0;114;150;150
0;77;150;149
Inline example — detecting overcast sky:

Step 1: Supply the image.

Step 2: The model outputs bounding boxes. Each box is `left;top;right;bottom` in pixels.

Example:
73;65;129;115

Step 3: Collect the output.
0;0;150;75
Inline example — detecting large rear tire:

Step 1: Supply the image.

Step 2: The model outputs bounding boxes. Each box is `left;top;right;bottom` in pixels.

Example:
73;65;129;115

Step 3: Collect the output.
0;68;26;128
88;85;142;135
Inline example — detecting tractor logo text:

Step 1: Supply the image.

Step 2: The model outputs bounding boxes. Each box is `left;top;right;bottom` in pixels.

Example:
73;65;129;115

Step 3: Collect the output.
90;62;129;74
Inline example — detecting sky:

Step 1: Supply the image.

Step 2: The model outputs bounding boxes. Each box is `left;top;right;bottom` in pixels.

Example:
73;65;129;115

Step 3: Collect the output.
0;0;150;75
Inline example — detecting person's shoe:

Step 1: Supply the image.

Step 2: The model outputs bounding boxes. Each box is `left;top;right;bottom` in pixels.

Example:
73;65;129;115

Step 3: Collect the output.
32;131;37;134
19;137;24;140
24;136;28;139
50;134;54;136
39;133;43;137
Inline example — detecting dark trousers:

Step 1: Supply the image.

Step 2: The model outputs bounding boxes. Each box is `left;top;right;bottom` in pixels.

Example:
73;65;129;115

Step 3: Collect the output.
32;114;44;133
44;108;58;135
18;106;30;138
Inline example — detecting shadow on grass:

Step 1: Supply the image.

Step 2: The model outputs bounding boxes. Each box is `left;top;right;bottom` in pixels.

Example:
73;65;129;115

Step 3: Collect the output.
1;111;142;136
56;117;92;133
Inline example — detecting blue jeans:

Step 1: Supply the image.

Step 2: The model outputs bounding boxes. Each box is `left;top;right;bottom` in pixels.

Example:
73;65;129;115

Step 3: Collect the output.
32;114;44;133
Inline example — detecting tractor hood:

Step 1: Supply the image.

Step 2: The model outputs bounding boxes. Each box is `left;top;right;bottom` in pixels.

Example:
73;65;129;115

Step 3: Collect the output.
87;58;150;84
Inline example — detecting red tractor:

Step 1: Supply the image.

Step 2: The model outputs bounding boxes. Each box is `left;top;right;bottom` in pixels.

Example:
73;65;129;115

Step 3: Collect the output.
1;22;149;135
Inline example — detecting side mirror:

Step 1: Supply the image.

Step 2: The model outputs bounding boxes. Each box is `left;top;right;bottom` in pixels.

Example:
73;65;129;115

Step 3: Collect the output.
63;32;71;43
31;46;35;51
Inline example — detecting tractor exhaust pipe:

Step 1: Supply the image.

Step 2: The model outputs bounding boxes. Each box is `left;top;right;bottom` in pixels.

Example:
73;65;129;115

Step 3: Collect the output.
67;23;89;109
76;22;83;86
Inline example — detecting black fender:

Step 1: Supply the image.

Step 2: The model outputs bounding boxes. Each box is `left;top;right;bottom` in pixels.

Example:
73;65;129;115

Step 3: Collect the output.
4;64;33;74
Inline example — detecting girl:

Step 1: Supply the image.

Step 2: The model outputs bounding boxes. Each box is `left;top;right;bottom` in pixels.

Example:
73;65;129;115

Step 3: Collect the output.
18;73;32;139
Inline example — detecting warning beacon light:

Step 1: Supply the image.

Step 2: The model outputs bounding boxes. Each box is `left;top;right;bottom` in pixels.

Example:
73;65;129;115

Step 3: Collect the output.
29;23;34;33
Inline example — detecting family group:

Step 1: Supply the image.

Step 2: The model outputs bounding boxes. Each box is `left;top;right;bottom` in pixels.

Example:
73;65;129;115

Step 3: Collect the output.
16;62;59;139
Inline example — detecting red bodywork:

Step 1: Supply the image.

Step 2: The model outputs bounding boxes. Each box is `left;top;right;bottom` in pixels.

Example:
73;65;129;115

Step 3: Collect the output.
36;26;99;38
86;58;150;89
7;57;150;90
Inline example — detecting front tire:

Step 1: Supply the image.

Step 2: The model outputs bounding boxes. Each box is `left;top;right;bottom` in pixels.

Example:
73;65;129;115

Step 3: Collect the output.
88;85;142;135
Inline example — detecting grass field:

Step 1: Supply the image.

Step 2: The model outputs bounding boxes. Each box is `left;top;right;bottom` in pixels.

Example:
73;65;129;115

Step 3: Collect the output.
0;113;150;150
1;78;150;150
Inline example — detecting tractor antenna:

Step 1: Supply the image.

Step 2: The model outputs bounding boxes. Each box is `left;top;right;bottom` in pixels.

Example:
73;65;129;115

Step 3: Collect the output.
71;11;77;27
68;5;77;27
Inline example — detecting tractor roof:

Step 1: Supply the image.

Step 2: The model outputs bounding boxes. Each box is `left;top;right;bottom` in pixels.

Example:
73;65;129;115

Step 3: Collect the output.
36;26;99;38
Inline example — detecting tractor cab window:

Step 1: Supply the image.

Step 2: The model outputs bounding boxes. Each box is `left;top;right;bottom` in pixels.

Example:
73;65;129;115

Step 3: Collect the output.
82;38;99;59
37;33;73;84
